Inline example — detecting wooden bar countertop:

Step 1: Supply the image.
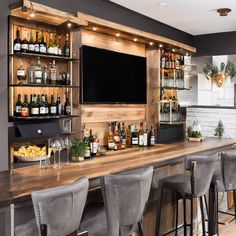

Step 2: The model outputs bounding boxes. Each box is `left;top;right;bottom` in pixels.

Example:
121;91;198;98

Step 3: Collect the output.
1;138;236;207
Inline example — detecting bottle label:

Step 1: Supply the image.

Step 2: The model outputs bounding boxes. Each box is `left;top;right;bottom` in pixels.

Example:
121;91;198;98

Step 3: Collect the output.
35;44;40;52
92;142;98;154
50;106;57;114
57;104;62;115
15;105;22;113
14;43;21;51
58;49;62;55
64;48;70;57
35;71;42;79
45;107;49;115
40;107;45;114
21;108;29;117
31;107;39;115
65;106;71;114
139;135;144;146
108;141;115;150
35;78;42;84
150;137;155;145
84;148;91;158
47;47;53;54
143;133;148;146
114;135;120;142
40;45;46;53
21;44;28;50
132;137;138;145
54;47;58;55
17;70;25;77
121;138;126;145
28;44;35;51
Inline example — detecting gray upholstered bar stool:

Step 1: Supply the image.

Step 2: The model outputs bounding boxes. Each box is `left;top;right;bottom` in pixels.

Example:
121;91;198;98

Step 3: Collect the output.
80;166;154;236
156;155;217;236
15;177;89;236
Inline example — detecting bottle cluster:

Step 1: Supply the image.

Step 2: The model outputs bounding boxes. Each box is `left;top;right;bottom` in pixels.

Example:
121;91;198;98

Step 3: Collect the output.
17;57;70;85
13;28;70;57
15;93;71;117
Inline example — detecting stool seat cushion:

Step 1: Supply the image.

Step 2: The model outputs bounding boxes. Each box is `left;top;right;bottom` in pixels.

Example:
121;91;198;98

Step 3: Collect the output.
15;218;38;236
159;174;191;195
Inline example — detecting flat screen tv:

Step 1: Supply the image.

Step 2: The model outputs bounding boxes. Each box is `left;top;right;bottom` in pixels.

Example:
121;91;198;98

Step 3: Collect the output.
80;45;147;104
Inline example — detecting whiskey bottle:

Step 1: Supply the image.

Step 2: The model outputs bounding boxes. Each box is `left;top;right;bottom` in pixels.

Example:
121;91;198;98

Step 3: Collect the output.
113;122;120;149
28;31;35;53
34;31;40;53
53;33;58;55
50;95;57;116
47;33;53;54
50;60;57;84
17;61;26;84
56;95;62;115
34;57;42;84
21;95;29;117
149;126;155;146
30;94;39;116
13;28;21;53
107;123;115;150
21;30;28;53
160;49;165;68
64;33;70;57
15;94;22;116
39;31;46;54
64;93;71;115
138;122;144;146
131;125;138;146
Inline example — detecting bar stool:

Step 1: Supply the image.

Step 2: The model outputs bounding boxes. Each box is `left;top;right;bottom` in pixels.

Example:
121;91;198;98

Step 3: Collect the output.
15;177;89;236
156;155;217;236
80;166;154;236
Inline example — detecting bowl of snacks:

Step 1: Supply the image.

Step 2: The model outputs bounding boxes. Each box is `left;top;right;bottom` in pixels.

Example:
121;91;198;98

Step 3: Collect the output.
14;145;50;162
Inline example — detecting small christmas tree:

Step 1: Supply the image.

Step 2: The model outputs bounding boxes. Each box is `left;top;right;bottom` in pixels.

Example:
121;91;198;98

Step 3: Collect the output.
214;120;224;138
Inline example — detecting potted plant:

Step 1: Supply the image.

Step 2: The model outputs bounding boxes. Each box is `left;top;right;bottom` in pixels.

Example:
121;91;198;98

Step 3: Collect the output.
71;140;88;162
214;120;224;139
202;61;236;87
187;121;203;142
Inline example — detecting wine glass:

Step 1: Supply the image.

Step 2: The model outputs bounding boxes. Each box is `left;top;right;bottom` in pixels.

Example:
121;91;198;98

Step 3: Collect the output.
64;137;72;165
54;139;62;169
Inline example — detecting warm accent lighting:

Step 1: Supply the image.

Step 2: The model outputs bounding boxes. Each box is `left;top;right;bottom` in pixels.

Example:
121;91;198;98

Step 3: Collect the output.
217;8;232;16
92;27;97;31
172;49;176;52
115;33;120;37
67;21;72;28
133;38;138;42
29;1;35;18
159;44;163;48
186;53;189;56
149;42;154;46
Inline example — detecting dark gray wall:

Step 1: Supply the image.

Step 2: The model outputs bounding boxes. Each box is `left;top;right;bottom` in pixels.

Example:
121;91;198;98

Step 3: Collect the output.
195;31;236;56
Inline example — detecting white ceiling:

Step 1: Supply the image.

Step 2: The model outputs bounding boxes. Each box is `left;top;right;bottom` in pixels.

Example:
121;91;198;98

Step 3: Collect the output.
111;0;236;35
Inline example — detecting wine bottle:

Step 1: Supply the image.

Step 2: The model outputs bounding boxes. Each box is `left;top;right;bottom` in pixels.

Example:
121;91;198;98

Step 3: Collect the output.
107;123;115;150
13;28;21;53
17;61;26;84
58;36;62;56
53;33;58;55
39;31;46;54
143;122;148;147
47;33;53;54
39;95;46;116
138;122;144;146
28;31;35;53
15;94;22;116
56;95;62;115
120;122;127;149
64;93;71;115
113;122;120;149
44;95;49;116
149;126;155;146
21;30;28;53
50;95;57;116
64;33;70;57
89;129;97;156
34;57;42;84
83;129;91;159
21;95;29;117
50;60;57;84
34;31;40;53
30;94;39;116
131;125;138;146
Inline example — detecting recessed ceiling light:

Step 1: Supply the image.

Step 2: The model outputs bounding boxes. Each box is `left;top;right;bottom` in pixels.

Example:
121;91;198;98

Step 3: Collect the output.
115;33;120;37
133;38;138;42
149;42;154;46
92;27;97;31
157;2;168;8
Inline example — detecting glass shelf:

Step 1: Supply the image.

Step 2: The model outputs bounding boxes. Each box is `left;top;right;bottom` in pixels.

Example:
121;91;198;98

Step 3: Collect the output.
9;84;80;88
9;115;79;121
9;52;79;61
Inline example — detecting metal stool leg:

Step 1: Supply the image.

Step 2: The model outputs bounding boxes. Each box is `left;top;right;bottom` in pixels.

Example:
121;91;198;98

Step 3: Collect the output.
233;190;236;222
200;196;206;236
156;187;164;236
175;192;179;236
183;196;187;236
190;198;193;236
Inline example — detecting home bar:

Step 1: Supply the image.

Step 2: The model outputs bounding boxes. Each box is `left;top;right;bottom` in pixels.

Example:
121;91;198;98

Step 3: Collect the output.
1;1;236;236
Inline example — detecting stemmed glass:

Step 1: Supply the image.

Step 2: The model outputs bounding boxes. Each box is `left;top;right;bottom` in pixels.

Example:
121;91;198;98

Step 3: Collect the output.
64;137;72;165
50;138;62;169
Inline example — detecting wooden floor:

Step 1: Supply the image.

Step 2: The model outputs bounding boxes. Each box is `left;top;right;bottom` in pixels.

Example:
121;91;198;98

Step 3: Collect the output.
219;221;236;236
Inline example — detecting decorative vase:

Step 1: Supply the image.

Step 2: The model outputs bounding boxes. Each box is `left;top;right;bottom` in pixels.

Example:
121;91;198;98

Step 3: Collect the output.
214;73;226;87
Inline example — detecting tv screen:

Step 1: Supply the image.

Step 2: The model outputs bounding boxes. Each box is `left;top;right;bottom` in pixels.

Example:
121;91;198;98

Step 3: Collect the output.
80;45;147;104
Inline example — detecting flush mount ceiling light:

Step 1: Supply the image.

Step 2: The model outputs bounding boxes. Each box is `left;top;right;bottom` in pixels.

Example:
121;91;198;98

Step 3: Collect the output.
217;8;232;16
157;2;168;8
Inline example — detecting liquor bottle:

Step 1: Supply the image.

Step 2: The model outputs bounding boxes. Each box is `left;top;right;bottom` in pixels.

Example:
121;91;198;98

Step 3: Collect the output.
21;95;29;117
149;126;155;146
17;61;26;84
64;33;70;57
34;31;40;53
143;122;148;147
113;122;120;149
131;125;138;146
89;129;97;156
39;95;46;116
21;30;28;53
83;128;91;159
58;36;62;56
28;61;34;84
47;33;53;54
64;93;71;115
126;125;131;147
50;95;57;116
138;122;144;146
42;65;49;84
56;95;62;115
30;94;39;116
34;57;42;84
39;32;46;54
50;60;57;84
107;123;115;150
13;28;21;53
175;54;180;70
44;95;49;116
28;31;35;53
120;122;127;149
161;49;165;68
53;33;58;55
15;94;22;116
